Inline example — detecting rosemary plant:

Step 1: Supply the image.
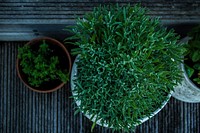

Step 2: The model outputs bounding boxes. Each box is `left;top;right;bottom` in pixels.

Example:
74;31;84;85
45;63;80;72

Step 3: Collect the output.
68;4;183;131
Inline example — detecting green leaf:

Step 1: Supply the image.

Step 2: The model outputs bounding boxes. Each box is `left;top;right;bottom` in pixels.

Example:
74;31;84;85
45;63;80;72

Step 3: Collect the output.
71;48;81;55
185;65;195;78
191;50;200;62
193;78;200;84
123;7;126;21
74;109;80;115
64;35;80;41
91;122;96;133
64;41;76;45
193;63;200;70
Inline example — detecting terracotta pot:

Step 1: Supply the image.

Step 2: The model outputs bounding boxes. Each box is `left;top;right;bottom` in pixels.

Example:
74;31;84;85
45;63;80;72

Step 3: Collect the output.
16;37;72;93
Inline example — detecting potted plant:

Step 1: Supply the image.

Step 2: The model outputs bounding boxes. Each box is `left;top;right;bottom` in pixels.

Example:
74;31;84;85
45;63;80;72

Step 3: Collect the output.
69;4;183;131
17;37;71;93
173;25;200;103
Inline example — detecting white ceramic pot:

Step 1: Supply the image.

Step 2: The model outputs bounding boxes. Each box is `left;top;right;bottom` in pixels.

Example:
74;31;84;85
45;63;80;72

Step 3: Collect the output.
71;56;172;128
172;37;200;103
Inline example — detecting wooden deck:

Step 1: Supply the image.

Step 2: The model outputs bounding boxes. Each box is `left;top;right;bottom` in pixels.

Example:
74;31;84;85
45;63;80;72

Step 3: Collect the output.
0;40;200;133
0;0;200;41
0;0;200;133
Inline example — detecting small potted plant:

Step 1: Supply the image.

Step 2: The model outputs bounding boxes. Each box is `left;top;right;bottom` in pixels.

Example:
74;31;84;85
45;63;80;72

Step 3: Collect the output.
173;25;200;103
17;37;71;93
69;4;183;131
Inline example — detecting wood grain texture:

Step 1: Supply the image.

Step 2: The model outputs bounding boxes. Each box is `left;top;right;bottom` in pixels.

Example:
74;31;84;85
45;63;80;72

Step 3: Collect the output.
0;42;199;133
0;1;200;132
0;0;199;41
0;0;199;24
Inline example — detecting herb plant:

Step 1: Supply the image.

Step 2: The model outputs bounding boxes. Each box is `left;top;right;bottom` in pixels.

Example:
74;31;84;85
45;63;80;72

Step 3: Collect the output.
69;4;183;131
184;25;200;85
18;40;69;87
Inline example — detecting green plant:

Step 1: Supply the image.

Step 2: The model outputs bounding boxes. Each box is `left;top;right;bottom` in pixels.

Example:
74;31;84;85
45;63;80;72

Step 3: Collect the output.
18;40;69;87
184;25;200;85
67;4;183;131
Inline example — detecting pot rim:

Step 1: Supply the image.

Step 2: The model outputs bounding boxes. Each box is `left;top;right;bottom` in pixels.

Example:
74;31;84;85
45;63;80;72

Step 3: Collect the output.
181;61;200;92
16;36;72;93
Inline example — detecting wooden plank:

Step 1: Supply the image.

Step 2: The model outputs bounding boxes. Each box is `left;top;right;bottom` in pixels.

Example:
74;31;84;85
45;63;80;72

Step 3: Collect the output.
0;38;200;133
0;0;199;40
0;24;73;41
0;1;199;25
0;23;199;41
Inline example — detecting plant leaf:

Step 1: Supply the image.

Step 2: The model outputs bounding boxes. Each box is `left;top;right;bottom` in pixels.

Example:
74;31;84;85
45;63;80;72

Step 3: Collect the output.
185;65;194;78
193;63;200;70
191;50;200;62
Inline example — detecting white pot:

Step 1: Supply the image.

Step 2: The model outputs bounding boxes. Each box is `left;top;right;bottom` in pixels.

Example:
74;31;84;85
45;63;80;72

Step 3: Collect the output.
172;37;200;103
71;56;172;128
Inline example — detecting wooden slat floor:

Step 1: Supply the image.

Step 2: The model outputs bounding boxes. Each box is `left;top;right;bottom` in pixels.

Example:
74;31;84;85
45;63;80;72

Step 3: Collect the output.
0;42;199;133
0;0;200;41
0;0;200;24
0;1;200;132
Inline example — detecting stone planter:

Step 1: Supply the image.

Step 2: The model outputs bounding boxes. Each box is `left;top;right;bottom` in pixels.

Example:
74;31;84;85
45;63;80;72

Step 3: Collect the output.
172;37;200;103
71;56;172;128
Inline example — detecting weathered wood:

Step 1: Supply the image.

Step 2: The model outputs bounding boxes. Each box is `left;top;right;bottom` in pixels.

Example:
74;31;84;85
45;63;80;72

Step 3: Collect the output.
0;23;198;41
0;0;199;24
0;1;200;132
0;42;200;133
0;0;199;41
0;24;73;41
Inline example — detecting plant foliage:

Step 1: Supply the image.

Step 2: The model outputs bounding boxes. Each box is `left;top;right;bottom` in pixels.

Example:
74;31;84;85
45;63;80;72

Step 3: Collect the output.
18;40;69;87
184;25;200;85
68;4;183;131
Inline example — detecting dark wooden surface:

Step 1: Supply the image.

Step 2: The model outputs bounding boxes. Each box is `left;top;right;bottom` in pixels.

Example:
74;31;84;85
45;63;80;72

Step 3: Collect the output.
0;0;200;41
0;42;200;133
0;1;200;133
0;0;200;24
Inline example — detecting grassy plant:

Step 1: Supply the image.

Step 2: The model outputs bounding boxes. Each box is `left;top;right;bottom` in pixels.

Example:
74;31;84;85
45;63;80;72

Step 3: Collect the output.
184;25;200;85
18;40;69;87
67;4;183;131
